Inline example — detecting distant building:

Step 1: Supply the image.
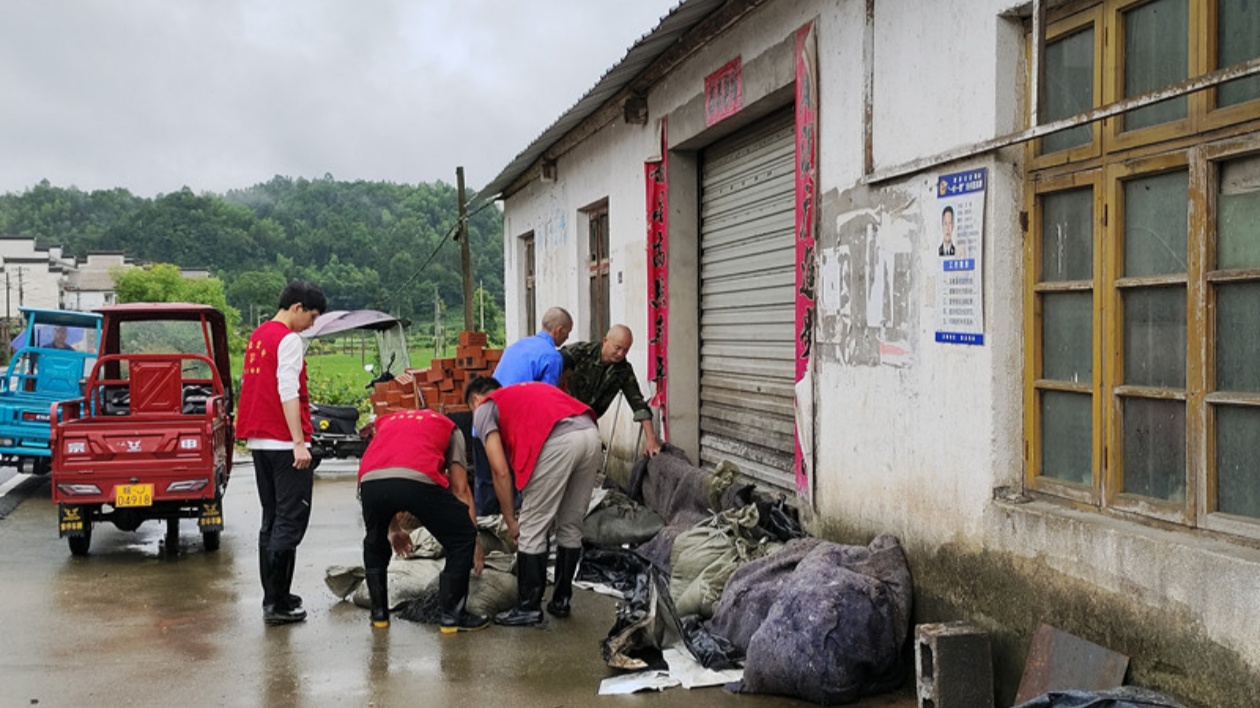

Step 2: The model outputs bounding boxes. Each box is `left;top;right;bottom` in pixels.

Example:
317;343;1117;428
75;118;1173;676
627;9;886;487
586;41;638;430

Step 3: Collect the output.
0;234;205;315
0;235;77;315
60;252;137;312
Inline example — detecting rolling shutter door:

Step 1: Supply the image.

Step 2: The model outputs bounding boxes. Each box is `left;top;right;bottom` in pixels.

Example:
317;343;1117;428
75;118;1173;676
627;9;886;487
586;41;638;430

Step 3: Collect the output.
698;111;796;490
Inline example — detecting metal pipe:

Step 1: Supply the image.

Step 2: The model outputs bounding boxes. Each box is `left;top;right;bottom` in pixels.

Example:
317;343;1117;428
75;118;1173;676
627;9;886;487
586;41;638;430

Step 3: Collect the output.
864;56;1260;185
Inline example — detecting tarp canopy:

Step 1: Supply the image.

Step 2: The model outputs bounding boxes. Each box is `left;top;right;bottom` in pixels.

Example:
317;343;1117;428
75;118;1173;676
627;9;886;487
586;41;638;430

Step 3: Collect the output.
300;309;410;338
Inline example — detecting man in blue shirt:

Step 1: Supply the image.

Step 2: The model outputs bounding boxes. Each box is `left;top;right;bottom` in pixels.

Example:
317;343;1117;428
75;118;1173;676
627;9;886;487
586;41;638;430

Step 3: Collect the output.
473;307;572;514
491;307;572;386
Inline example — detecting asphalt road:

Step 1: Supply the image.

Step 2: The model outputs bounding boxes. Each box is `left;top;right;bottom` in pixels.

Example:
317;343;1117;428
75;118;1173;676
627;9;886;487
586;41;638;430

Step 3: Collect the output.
0;458;915;708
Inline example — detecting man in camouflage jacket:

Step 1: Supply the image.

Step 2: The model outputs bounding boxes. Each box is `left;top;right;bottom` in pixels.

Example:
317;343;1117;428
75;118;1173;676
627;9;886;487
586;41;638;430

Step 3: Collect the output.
561;324;661;458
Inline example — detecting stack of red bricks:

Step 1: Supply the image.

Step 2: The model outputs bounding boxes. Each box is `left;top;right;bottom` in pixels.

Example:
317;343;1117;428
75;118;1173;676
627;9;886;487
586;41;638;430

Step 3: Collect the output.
369;331;502;417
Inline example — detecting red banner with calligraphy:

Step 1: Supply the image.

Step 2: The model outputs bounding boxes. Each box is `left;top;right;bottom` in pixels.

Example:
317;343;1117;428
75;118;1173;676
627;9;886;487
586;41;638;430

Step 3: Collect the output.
645;122;669;435
793;23;818;499
704;57;742;127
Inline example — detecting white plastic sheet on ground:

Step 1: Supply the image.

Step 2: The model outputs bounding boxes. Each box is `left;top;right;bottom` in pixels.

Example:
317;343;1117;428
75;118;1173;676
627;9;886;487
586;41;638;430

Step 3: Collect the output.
662;643;743;689
596;643;743;696
597;671;679;695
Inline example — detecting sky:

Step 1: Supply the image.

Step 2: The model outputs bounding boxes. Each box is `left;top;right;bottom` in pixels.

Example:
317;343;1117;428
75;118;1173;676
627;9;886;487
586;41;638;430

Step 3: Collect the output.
0;0;679;198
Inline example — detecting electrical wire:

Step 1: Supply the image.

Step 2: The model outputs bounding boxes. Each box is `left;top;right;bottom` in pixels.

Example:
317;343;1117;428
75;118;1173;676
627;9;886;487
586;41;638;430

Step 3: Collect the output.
377;188;498;308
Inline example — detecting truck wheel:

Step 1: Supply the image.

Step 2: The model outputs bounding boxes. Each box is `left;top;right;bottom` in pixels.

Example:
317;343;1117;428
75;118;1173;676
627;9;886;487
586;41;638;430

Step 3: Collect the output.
202;530;221;552
68;524;92;557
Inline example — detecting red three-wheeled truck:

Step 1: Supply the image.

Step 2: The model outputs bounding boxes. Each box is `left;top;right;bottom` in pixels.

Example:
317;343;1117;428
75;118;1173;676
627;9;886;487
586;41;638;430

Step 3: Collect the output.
50;304;234;556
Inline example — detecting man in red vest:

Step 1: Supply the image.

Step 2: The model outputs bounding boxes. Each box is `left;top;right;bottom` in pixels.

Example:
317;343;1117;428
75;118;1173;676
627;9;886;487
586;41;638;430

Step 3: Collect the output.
464;377;601;626
237;281;326;626
357;408;489;632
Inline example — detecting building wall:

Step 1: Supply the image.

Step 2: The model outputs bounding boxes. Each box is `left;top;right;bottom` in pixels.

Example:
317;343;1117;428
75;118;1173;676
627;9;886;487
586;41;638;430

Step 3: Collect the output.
498;1;1260;704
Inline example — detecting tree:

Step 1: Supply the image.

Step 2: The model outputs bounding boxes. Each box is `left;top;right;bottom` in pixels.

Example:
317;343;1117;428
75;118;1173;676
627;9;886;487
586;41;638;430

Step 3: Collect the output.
114;263;243;348
227;270;288;324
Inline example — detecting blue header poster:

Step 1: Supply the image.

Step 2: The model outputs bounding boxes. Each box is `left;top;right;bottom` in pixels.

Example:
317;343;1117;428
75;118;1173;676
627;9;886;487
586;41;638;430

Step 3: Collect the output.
934;168;986;345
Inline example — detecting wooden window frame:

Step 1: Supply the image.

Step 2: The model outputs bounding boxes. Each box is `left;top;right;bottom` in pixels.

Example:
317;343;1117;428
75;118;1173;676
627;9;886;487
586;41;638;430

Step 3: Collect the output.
1202;0;1260;129
1102;151;1195;526
1024;169;1105;505
586;203;610;341
1026;0;1260;539
1194;134;1260;537
522;233;536;335
1031;6;1105;169
1102;0;1201;152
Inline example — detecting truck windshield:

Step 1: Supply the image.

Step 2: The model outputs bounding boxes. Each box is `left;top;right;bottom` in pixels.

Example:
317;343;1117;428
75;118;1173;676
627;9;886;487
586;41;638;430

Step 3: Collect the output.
117;320;214;379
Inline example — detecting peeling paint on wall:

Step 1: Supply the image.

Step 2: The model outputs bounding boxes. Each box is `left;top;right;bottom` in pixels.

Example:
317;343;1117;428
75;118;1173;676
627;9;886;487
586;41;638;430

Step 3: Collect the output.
816;184;921;367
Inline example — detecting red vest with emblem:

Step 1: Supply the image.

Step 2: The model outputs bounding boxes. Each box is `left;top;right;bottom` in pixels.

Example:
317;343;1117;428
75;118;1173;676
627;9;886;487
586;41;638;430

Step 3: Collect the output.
486;382;594;489
236;320;312;442
358;410;456;487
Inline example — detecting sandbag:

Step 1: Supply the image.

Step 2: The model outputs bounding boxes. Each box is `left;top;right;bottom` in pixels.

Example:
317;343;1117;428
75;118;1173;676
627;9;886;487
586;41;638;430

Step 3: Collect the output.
583;489;665;548
669;505;780;619
708;537;826;651
325;558;443;610
736;537;912;704
395;562;519;624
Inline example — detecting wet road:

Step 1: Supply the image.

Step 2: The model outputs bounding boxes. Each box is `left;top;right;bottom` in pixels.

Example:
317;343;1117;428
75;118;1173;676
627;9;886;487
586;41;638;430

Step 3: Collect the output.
0;460;915;708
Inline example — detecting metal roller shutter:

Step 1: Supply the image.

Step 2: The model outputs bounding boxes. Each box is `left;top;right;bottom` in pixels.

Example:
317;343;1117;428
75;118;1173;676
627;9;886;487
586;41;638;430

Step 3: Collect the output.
699;110;796;490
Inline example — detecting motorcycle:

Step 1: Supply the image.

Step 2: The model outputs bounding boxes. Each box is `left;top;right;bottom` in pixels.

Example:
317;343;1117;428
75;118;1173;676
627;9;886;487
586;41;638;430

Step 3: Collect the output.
300;310;412;464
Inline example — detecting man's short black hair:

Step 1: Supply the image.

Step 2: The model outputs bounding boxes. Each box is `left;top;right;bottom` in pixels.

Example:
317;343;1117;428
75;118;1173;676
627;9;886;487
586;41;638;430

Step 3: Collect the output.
278;281;327;313
560;349;576;373
463;376;502;405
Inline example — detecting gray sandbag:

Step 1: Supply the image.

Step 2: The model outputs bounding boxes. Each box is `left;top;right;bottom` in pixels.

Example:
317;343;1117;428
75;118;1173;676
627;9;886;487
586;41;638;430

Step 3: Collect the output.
395;562;519;624
583;489;665;548
708;537;827;651
737;536;912;704
355;558;443;609
640;448;741;525
669;505;781;619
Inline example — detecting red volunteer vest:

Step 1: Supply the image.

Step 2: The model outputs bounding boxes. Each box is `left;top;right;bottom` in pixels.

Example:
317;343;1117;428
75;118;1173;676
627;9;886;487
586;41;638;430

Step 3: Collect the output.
486;382;595;489
236;320;313;442
358;410;456;487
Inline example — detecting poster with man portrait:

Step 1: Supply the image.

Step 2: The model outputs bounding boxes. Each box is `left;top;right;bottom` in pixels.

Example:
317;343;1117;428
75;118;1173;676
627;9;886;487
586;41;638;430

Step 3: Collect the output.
934;168;986;345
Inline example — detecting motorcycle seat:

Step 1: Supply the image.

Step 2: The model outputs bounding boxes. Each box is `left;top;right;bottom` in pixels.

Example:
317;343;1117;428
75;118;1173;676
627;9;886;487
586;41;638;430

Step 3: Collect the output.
313;404;360;421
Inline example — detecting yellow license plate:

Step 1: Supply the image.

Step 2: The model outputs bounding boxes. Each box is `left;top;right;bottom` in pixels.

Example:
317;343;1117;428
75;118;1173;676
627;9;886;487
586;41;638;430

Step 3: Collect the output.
115;484;153;508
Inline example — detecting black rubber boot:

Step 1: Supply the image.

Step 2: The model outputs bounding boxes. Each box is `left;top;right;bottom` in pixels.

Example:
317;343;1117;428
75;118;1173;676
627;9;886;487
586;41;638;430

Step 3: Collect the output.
263;550;307;625
546;546;582;618
494;551;546;627
260;547;302;609
365;567;390;628
437;571;489;634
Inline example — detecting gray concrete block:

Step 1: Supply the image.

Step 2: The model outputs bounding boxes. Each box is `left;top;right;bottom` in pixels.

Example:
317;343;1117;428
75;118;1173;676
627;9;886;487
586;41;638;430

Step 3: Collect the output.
915;621;994;708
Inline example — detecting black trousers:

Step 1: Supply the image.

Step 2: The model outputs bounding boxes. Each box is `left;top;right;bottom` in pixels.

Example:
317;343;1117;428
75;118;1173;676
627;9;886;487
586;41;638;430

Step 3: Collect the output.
360;477;477;576
254;449;314;552
472;436;520;516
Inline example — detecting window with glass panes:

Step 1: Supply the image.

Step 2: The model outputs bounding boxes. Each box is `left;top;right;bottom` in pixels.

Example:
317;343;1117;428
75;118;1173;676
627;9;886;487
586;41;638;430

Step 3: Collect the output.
588;207;610;341
1025;0;1260;534
523;233;536;334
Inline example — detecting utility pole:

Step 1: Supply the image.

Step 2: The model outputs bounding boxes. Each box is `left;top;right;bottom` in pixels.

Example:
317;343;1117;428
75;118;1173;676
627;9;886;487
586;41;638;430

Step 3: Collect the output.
479;278;484;332
433;285;442;358
457;166;474;332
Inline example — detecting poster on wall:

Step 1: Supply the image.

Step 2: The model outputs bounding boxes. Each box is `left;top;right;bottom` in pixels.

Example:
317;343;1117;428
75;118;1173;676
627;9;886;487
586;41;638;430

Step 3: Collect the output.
934;168;986;346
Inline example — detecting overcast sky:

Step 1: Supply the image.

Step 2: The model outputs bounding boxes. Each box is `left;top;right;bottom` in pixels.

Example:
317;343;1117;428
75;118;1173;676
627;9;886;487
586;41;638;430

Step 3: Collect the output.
0;0;678;198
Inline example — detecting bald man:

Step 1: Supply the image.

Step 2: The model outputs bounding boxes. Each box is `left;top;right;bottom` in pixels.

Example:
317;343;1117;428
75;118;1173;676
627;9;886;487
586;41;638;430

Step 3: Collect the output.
561;324;661;458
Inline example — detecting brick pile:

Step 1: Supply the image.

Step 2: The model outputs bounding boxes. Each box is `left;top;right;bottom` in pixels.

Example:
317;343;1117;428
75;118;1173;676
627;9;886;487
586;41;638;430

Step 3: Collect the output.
369;331;502;417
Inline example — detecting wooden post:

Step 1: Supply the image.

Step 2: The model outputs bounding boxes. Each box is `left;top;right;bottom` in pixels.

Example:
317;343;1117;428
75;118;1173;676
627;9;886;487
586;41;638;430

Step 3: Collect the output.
457;166;474;332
